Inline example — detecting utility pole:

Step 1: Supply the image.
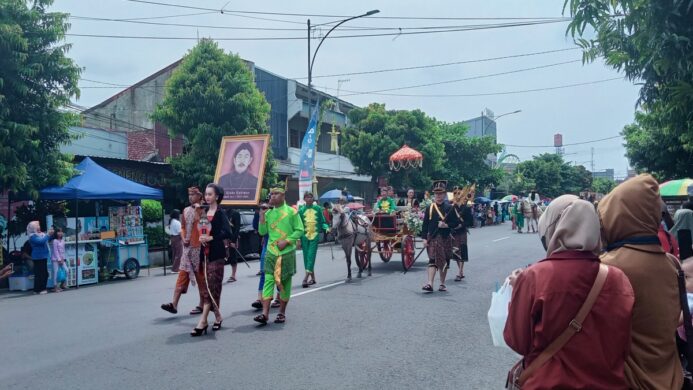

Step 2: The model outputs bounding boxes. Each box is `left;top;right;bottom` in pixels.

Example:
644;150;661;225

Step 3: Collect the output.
591;147;595;173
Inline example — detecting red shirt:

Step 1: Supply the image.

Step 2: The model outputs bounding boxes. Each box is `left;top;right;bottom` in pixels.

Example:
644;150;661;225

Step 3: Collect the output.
504;251;635;390
658;224;680;258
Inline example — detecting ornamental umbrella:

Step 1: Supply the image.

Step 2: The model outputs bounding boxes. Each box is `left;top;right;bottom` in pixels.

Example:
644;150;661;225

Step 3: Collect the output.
659;178;693;197
389;145;423;171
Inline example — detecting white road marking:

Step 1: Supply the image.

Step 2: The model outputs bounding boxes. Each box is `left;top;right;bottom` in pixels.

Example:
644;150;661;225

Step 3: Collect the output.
290;281;345;298
492;236;510;242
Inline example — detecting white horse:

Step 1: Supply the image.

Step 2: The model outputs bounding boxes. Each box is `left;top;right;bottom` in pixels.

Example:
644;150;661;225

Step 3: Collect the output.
331;205;372;280
521;199;542;233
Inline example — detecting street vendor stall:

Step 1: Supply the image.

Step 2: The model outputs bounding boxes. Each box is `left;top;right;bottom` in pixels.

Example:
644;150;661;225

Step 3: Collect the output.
38;157;163;287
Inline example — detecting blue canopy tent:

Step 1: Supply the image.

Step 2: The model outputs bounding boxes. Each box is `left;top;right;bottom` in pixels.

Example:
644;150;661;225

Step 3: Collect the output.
40;157;164;282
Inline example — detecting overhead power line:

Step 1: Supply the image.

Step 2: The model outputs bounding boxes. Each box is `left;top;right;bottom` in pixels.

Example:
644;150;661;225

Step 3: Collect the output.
114;11;218;21
504;135;623;148
65;19;569;41
330;77;624;98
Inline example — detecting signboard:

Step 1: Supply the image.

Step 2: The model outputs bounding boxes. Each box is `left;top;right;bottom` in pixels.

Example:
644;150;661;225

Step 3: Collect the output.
214;134;270;206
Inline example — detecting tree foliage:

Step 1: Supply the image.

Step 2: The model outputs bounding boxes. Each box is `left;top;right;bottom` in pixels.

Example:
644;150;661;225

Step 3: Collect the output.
152;39;275;195
437;122;504;189
342;103;445;190
564;0;693;179
0;0;80;196
592;177;617;194
515;153;592;198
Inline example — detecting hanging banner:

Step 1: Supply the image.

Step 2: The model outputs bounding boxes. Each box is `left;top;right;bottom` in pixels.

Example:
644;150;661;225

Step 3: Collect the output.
298;104;319;200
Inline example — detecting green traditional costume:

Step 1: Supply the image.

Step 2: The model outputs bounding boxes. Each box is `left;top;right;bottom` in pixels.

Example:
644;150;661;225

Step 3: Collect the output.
298;203;329;274
513;202;525;231
258;202;304;302
375;197;397;214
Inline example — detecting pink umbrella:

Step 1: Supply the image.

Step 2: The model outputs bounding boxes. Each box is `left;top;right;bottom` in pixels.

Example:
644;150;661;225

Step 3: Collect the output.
346;202;365;209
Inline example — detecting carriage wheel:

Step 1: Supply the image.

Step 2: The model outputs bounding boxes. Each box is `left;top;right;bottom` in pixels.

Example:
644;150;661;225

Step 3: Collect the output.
401;235;416;271
357;240;371;270
377;240;393;262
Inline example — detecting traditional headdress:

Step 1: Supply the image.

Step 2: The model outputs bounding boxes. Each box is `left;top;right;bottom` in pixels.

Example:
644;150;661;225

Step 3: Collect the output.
432;180;448;193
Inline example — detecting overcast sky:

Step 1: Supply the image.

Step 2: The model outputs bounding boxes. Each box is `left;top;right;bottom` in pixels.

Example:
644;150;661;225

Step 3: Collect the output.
54;0;641;179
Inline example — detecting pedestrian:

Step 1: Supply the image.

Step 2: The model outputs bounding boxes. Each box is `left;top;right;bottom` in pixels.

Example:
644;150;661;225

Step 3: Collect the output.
513;201;524;233
421;181;459;292
167;209;182;273
50;229;68;292
251;199;281;309
504;195;634;389
598;174;683;389
375;187;396;214
298;192;329;288
254;185;304;325
225;208;241;283
670;208;693;260
27;221;53;295
161;187;204;317
190;183;231;336
398;188;419;209
451;197;473;281
322;202;332;242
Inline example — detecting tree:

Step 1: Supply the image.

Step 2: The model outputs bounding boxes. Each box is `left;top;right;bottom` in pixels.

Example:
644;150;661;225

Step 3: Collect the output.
592;177;617;194
565;0;693;179
342;103;445;190
0;0;80;197
437;122;504;189
515;154;592;198
152;39;275;195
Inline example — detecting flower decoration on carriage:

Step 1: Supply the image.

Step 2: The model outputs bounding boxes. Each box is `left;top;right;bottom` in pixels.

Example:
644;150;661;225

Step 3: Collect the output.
404;210;423;235
389;145;423;171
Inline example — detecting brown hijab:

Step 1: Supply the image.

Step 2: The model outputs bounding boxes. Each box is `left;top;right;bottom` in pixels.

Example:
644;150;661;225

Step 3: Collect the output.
598;174;682;389
538;195;601;256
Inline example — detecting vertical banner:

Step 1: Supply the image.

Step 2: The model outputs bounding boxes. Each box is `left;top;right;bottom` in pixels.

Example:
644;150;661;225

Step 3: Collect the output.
298;104;319;200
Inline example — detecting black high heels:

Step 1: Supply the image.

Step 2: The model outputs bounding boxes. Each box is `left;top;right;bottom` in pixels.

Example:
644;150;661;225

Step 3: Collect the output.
190;325;208;337
212;321;223;331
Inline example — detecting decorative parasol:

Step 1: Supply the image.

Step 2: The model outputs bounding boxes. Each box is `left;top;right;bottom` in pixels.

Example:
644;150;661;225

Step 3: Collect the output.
659;178;693;197
389;145;423;171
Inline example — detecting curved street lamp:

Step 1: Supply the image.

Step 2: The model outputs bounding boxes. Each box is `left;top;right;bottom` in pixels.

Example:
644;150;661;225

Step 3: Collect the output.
482;109;522;136
307;10;380;92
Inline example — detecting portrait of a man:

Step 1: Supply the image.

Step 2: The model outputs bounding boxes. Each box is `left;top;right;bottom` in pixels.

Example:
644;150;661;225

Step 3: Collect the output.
214;134;269;206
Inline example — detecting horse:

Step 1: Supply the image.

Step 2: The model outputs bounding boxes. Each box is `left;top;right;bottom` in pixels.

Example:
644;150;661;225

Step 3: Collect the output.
521;200;542;233
331;204;372;280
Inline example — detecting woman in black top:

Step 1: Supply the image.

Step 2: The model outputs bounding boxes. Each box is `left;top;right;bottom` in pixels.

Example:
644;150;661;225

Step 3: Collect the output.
192;183;231;336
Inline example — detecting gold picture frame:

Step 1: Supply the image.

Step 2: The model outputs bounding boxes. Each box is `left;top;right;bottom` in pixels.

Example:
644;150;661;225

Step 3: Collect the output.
214;134;270;206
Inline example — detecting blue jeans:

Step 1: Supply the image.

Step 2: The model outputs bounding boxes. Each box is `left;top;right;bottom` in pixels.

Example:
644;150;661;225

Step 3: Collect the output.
258;239;268;292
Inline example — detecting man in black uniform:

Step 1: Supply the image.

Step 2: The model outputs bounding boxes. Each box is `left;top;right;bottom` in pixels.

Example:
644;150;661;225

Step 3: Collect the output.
451;188;474;281
421;181;459;292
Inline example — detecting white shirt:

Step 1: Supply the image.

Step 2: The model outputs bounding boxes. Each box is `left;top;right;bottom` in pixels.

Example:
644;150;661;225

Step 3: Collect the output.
169;219;181;236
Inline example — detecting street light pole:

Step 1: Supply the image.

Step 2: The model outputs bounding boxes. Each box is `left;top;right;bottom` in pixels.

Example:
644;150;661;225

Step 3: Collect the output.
306;9;379;195
482;109;522;136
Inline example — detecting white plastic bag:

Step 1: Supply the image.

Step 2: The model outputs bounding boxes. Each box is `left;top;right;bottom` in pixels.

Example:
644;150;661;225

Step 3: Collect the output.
488;279;513;348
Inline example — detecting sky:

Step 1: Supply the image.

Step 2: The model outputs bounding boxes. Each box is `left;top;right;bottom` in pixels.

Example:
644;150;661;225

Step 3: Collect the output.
54;0;641;179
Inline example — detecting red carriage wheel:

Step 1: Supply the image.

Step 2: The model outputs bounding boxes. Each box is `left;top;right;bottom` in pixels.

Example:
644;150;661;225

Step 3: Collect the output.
377;240;393;262
401;235;416;271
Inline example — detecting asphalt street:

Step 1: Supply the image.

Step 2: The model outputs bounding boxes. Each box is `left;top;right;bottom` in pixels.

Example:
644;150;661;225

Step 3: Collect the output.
0;223;545;390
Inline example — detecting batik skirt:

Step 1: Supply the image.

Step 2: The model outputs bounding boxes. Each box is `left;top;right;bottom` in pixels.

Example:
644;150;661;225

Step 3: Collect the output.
427;235;453;270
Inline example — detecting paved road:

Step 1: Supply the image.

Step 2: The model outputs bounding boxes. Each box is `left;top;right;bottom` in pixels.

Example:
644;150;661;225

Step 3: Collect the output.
0;223;545;389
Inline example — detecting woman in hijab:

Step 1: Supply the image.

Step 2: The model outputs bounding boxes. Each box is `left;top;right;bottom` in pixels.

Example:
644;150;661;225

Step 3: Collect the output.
598;174;683;389
671;208;693;259
504;195;634;389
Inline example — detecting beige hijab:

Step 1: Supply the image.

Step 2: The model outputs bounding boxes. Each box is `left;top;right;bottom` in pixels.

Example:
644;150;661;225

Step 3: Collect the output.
538;195;601;256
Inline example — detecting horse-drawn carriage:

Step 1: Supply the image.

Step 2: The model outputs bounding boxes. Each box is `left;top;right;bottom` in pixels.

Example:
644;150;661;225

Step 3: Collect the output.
368;212;420;271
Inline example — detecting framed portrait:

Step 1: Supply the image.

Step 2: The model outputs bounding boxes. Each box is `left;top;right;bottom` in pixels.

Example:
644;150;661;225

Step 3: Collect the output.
214;134;270;206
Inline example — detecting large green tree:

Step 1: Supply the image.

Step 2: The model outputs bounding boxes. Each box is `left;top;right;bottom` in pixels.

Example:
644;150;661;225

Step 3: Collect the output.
592;177;617;194
437;122;504;189
0;0;80;197
565;0;693;179
342;103;445;190
515;153;592;198
152;39;275;193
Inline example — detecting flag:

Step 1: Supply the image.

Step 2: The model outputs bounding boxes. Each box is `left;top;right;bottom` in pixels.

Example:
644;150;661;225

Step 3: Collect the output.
298;104;319;200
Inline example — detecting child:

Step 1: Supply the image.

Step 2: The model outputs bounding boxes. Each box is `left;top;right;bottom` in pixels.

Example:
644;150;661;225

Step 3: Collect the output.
51;229;68;292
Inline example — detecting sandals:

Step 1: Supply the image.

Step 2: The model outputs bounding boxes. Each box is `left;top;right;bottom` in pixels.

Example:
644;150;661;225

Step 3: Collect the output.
227;276;237;283
161;303;177;314
212;320;223;331
251;300;262;310
189;306;202;315
439;284;447;292
274;313;286;324
253;314;268;324
454;275;462;282
308;280;316;285
270;299;281;308
422;284;433;292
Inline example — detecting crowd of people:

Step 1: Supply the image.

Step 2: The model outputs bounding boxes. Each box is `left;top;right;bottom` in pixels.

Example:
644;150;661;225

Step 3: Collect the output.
503;174;693;389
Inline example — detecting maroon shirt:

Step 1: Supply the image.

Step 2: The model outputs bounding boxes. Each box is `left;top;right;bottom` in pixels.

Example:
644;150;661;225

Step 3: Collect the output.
504;251;635;390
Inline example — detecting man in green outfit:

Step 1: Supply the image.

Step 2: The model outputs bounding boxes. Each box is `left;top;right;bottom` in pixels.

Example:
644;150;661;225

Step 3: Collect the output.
375;187;397;214
254;186;304;325
513;197;525;234
298;192;329;288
